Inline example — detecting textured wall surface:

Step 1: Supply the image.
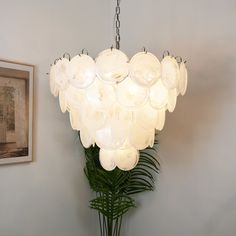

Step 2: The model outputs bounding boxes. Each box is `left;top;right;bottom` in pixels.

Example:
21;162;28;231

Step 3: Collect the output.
0;0;109;235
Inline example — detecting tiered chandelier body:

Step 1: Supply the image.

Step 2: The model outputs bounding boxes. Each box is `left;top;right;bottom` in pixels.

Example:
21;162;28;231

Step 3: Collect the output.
49;0;188;171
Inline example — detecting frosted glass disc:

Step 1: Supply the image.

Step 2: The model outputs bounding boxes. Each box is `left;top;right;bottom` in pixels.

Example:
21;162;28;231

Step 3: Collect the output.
155;108;166;131
110;104;134;124
149;134;155;147
130;52;161;87
54;58;70;90
81;108;107;133
149;80;168;109
107;105;133;143
65;85;85;111
80;126;94;148
49;64;59;97
179;62;188;95
167;88;177;112
86;78;116;109
129;123;154;150
96;49;129;83
69;55;96;89
116;77;148;109
69;109;82;130
99;149;116;171
59;91;67;113
119;139;132;149
161;56;180;89
95;123;126;149
135;104;158;130
115;147;139;171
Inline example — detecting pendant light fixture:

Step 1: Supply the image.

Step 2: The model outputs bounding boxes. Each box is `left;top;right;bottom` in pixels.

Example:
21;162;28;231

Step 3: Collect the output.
49;0;188;171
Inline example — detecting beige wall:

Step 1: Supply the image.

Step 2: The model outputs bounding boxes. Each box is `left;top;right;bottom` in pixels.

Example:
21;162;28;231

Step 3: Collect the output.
0;0;110;236
114;0;236;236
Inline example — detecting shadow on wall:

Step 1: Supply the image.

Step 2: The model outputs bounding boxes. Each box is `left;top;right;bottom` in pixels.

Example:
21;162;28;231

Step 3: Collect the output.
160;42;234;164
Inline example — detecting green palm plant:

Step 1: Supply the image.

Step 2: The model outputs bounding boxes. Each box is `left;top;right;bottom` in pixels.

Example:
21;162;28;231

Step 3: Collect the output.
83;136;160;236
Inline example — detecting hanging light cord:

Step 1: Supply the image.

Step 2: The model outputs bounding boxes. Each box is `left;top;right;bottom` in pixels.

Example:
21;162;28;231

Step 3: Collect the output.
114;0;121;49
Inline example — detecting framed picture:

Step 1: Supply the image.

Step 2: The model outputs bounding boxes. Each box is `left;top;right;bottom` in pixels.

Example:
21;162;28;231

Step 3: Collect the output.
0;60;34;164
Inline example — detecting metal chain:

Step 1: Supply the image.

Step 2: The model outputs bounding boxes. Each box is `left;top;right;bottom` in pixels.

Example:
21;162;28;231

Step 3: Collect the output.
115;0;121;49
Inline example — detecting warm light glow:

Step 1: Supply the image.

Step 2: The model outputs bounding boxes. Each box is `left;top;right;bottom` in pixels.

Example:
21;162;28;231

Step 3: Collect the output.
99;149;116;171
115;147;139;171
49;49;188;171
116;77;148;109
161;56;180;89
96;49;129;83
69;54;96;88
130;52;161;87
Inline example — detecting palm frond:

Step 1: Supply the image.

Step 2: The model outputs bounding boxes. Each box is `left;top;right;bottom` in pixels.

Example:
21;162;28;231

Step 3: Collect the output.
83;134;160;236
90;193;136;220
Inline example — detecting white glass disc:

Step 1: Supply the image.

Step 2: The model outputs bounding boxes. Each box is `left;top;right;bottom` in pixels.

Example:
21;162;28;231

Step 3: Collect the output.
49;64;59;97
96;49;129;83
155;108;166;131
69;54;96;89
81;108;107;133
69;109;82;131
129;123;154;150
80;126;94;148
115;147;139;171
86;78;116;109
65;85;85;111
99;149;116;171
149;80;168;109
179;62;188;95
167;88;177;112
161;56;180;89
135;104;158;130
54;58;70;90
95;123;126;149
59;91;67;113
130;52;161;87
116;77;148;109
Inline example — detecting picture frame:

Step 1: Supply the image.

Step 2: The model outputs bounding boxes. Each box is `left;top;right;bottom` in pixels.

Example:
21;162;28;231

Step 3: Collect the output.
0;60;34;165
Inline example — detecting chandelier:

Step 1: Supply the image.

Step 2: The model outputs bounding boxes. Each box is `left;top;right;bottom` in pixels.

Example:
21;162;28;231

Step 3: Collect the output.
49;0;188;171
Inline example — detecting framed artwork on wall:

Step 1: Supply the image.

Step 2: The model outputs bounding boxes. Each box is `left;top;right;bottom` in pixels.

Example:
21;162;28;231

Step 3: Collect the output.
0;60;34;165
